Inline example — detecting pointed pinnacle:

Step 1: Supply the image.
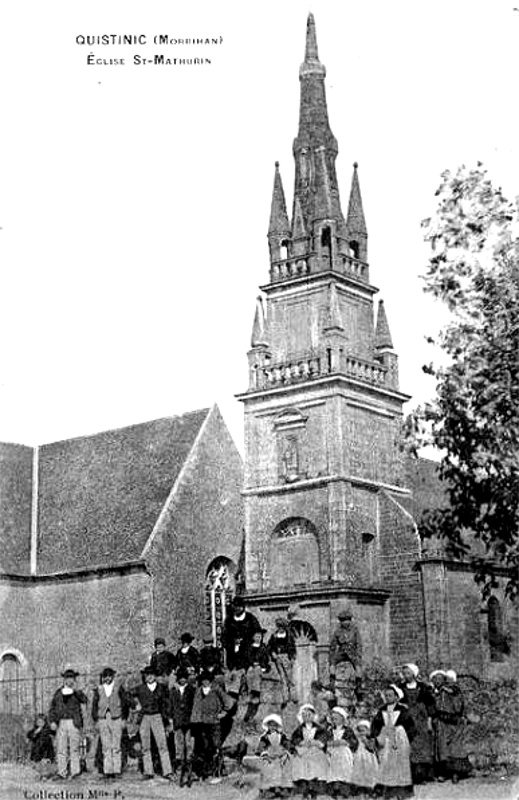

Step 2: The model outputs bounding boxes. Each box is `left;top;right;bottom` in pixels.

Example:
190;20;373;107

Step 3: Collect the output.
269;161;290;235
347;162;367;235
251;296;268;348
375;300;394;349
305;13;319;61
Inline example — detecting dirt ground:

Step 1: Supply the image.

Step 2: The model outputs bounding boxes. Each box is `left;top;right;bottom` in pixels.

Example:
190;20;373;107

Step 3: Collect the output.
0;764;517;800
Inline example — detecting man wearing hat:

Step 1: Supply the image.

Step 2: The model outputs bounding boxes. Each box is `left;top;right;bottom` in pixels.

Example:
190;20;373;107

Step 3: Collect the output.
169;668;196;785
131;665;175;781
91;667;130;779
48;668;88;779
329;608;363;699
176;633;200;676
150;638;176;685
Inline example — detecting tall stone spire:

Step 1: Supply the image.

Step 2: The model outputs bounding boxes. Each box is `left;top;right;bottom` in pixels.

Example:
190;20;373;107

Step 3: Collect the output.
292;13;343;235
346;162;368;261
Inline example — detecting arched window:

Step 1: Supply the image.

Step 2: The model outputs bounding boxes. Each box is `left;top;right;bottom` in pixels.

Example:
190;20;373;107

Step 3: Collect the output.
488;596;509;661
280;239;289;261
0;654;21;715
269;517;320;589
349;241;359;259
205;557;236;647
321;227;332;262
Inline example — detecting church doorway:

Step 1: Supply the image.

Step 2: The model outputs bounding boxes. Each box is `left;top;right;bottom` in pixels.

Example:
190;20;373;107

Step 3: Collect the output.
204;557;236;648
289;619;319;704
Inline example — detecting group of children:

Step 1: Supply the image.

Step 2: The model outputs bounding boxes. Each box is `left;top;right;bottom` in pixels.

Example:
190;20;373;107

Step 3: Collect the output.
258;705;380;799
255;666;472;800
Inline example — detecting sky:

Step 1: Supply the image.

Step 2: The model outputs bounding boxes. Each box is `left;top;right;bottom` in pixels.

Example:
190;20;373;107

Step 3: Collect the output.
0;0;517;452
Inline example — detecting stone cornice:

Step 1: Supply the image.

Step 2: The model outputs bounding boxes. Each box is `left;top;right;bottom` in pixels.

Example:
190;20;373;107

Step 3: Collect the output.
244;582;390;605
0;559;149;584
236;373;411;404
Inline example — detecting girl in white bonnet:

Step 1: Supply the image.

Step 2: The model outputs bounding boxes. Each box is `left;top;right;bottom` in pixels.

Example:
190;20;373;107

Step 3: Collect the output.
326;706;358;798
257;713;292;798
290;704;329;799
351;718;379;796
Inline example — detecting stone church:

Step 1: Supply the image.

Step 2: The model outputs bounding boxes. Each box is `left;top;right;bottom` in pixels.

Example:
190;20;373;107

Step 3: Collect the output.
0;13;515;715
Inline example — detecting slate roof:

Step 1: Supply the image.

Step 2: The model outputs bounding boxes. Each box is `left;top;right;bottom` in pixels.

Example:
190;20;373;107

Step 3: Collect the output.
0;443;33;573
403;456;486;560
36;409;210;573
404;456;446;522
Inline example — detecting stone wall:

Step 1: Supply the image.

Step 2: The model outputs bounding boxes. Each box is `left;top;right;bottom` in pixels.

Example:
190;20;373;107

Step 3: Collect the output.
378;491;427;666
0;566;152;678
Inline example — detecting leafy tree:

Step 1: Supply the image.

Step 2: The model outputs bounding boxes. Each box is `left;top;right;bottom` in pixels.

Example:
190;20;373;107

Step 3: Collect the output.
408;164;519;599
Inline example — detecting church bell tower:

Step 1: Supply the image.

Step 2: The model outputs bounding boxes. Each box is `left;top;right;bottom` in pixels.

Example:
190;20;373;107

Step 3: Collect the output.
237;14;412;671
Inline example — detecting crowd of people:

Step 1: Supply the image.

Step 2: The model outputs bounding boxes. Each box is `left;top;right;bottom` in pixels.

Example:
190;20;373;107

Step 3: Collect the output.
26;598;473;798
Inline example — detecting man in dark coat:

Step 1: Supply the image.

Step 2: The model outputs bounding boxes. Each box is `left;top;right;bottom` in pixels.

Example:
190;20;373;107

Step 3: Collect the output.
48;668;88;779
175;633;200;677
222;597;261;673
191;672;234;781
131;665;175;781
169;668;196;785
329;608;362;701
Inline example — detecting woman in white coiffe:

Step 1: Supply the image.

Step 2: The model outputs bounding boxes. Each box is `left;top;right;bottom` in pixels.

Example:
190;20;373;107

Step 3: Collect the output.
370;684;416;799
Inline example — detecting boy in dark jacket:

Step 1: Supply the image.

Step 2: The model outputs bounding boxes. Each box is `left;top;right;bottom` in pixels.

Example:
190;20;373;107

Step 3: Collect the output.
131;666;175;781
48;668;88;779
91;666;130;778
169;668;196;785
268;617;298;705
150;638;176;685
199;633;223;677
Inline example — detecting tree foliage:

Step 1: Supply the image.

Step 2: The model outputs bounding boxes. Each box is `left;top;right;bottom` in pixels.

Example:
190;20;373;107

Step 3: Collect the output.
408;164;519;599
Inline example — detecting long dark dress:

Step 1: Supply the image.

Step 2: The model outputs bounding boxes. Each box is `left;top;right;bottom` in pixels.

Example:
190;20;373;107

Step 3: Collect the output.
399;680;435;783
371;703;415;799
432;684;471;780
